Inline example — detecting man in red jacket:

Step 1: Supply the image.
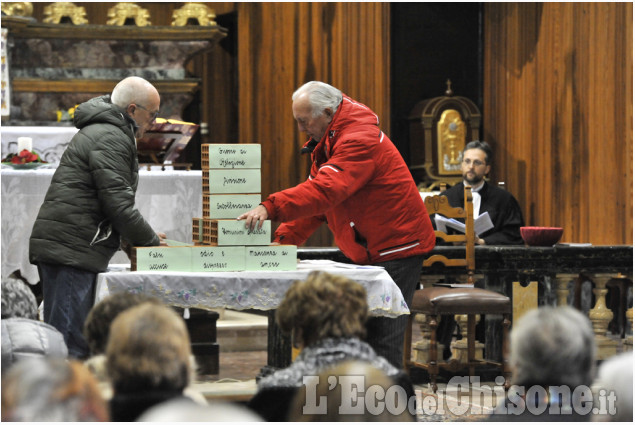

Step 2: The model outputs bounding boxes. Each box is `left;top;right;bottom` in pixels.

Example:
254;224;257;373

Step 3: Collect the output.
238;81;435;368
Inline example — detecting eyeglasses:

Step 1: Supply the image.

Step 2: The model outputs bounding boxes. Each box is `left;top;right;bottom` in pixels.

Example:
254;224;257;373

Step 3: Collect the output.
462;158;486;167
135;103;159;121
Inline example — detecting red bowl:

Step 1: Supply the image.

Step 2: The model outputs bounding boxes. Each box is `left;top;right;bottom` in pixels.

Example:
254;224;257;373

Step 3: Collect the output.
520;227;564;246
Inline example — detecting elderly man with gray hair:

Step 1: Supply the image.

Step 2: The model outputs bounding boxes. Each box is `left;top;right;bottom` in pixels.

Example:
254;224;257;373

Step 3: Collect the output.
29;77;167;359
238;81;436;368
490;306;596;421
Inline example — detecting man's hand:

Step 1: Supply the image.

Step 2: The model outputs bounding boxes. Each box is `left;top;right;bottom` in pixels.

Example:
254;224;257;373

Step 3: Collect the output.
237;205;269;232
120;239;133;260
157;232;168;246
476;237;486;245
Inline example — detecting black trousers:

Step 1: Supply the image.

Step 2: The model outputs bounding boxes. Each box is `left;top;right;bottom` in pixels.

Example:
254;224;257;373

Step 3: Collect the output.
365;254;425;369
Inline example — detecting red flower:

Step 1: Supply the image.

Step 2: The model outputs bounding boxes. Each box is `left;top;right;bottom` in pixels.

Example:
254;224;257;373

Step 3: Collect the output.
11;149;40;164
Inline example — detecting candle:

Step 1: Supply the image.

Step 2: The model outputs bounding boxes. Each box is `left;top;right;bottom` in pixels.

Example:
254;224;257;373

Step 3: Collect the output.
17;137;32;153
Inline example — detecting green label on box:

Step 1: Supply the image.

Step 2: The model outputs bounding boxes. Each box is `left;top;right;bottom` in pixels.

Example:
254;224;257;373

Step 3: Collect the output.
135;247;192;272
191;246;245;272
217;220;271;245
245;245;297;271
208;169;261;194
206;144;261;169
206;194;261;219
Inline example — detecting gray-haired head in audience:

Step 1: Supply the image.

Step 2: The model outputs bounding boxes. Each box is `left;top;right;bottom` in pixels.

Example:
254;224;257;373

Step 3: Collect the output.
1;277;38;320
592;351;633;422
1;357;108;421
510;305;596;389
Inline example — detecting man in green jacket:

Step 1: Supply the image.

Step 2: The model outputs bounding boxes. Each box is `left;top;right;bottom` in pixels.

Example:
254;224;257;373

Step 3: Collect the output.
29;76;166;359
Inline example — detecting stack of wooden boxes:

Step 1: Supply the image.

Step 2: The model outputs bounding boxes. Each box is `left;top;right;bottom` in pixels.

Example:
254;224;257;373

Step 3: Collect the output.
132;144;297;272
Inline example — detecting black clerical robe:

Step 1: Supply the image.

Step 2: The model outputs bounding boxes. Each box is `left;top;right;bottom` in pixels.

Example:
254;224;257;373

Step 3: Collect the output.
441;181;524;245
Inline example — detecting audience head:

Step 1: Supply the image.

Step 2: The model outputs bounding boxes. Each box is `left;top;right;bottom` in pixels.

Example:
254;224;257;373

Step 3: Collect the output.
1;357;108;421
106;302;192;393
276;271;368;349
289;360;414;422
84;291;161;355
593;352;633;422
138;397;263;422
1;277;38;320
510;306;596;389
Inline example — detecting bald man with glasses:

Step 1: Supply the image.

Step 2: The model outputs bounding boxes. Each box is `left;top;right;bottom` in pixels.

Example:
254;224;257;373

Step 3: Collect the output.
30;76;167;359
440;140;524;245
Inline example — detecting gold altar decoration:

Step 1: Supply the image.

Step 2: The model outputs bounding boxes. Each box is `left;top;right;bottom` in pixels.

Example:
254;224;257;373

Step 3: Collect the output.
437;109;466;175
1;2;33;17
43;2;88;25
172;3;217;26
408;79;482;191
106;2;151;27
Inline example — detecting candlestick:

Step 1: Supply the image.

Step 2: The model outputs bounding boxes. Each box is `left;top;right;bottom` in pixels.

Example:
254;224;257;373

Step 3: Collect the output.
17;137;32;153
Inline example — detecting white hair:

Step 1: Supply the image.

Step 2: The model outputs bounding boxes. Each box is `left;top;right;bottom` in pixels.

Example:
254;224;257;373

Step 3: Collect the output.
510;306;596;389
292;81;342;117
110;76;156;108
138;398;264;422
593;352;633;421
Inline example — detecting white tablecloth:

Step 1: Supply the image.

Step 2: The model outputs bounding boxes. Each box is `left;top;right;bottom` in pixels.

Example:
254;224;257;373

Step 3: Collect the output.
1;168;202;284
0;126;79;163
96;260;409;318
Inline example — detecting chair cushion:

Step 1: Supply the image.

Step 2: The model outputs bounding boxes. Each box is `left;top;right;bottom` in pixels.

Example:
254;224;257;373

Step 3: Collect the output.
411;287;511;315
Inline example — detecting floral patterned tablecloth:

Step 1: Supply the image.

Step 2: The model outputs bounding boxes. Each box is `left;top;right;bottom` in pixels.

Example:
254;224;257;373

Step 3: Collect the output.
96;260;409;318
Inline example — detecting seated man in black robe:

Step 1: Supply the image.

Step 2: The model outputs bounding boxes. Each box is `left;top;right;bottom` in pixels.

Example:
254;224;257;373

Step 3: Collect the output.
440;140;524;245
436;140;525;359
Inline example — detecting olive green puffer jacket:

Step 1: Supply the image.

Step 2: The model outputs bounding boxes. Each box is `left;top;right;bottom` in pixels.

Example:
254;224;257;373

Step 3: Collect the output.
29;95;160;273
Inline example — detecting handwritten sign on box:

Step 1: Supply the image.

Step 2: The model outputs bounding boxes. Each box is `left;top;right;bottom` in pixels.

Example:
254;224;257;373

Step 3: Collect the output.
206;194;261;219
245;245;297;271
191;246;245;272
216;220;271;246
134;247;192;272
208;169;261;194
206;144;261;169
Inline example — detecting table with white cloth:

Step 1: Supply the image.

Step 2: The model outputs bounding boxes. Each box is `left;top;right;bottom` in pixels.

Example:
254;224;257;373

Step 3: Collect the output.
96;260;409;318
0;168;202;285
96;260;409;372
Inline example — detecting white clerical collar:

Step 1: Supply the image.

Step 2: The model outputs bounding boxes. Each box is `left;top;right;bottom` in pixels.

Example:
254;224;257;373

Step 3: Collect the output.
465;181;485;192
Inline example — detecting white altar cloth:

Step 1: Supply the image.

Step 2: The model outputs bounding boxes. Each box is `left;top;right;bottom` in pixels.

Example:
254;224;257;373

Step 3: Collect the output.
1;168;203;284
96;260;410;318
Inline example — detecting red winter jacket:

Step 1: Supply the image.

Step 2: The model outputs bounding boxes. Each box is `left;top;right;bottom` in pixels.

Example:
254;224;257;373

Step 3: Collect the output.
261;95;435;264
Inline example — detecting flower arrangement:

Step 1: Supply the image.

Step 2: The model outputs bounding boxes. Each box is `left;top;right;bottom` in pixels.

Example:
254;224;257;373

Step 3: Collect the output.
2;149;47;165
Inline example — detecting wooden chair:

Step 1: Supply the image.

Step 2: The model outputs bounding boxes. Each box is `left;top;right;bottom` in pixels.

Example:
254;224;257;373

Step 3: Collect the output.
403;186;511;392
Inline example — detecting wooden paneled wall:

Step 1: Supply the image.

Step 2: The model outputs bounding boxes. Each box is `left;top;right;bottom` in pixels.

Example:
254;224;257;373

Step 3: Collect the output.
236;2;390;246
483;3;633;245
21;2;633;246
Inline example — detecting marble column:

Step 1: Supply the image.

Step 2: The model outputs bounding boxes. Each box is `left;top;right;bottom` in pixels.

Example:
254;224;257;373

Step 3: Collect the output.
555;273;579;306
588;274;618;360
451;313;484;362
412;313;444;363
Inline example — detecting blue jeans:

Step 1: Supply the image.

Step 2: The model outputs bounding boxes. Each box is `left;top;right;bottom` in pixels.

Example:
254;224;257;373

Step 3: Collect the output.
365;254;424;369
38;263;95;359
